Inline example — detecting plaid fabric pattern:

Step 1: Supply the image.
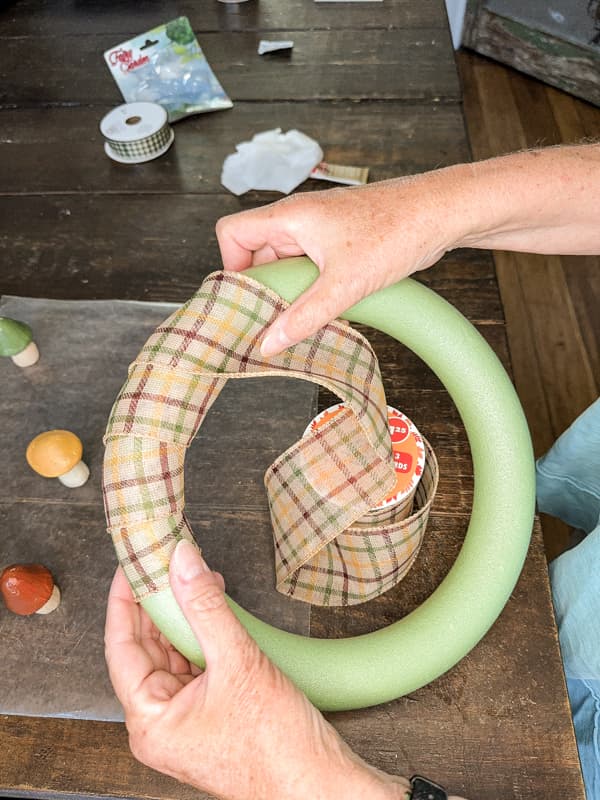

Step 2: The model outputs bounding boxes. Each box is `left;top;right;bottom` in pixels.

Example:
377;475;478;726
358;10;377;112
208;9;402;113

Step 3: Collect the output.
103;271;438;604
105;123;171;159
282;440;438;604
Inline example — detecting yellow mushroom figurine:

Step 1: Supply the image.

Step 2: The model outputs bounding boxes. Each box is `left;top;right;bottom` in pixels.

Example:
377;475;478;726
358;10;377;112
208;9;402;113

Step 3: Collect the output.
26;430;90;488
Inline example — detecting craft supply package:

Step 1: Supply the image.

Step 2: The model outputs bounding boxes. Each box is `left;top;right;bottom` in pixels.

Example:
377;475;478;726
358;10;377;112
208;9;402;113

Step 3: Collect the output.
104;17;232;122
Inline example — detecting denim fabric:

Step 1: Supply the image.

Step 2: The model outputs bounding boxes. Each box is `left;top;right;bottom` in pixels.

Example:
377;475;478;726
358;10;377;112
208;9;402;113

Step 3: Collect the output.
567;677;600;800
536;397;600;800
537;397;600;536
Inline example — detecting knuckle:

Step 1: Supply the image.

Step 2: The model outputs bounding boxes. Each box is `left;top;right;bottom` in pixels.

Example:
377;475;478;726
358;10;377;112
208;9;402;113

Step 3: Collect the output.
288;304;317;338
290;296;334;339
275;192;309;225
185;578;228;617
215;214;233;237
278;190;305;208
216;210;234;225
232;637;272;686
236;638;264;675
227;645;264;694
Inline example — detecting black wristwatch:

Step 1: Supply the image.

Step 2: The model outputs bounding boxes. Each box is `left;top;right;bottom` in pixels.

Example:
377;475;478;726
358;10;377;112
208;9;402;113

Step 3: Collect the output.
409;775;448;800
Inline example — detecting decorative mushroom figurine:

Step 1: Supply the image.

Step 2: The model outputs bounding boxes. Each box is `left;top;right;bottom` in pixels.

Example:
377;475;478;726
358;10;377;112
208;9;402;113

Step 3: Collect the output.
0;316;40;367
0;563;61;615
26;430;90;488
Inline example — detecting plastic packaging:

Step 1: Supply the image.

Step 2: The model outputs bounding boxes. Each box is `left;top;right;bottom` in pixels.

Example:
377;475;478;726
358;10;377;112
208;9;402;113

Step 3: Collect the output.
104;17;233;123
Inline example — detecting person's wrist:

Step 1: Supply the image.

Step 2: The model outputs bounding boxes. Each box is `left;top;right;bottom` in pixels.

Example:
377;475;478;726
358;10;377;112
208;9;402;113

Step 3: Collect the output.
390;162;487;265
446;149;571;252
326;746;411;800
330;767;410;800
424;160;497;254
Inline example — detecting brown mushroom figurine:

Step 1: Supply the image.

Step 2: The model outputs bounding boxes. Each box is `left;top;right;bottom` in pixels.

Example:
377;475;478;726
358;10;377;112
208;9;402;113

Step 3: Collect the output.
0;563;61;615
26;430;90;488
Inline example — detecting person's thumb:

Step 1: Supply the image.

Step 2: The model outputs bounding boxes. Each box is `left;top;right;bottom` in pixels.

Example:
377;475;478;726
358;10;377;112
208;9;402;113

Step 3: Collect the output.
169;539;251;669
260;270;357;357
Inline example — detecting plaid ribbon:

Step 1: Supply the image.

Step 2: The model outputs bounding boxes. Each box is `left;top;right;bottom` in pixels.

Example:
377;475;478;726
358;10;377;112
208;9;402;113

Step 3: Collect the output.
103;271;438;605
105;123;172;159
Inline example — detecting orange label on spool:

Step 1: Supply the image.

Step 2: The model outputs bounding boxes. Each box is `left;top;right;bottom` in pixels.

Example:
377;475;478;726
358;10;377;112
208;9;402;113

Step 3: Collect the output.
305;404;425;511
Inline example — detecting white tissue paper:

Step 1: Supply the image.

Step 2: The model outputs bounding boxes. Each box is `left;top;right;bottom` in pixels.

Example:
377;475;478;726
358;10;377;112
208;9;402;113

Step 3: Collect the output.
221;128;323;195
258;40;294;55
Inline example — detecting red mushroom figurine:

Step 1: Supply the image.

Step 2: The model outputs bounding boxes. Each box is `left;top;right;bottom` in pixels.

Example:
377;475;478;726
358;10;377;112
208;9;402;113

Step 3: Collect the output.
0;563;61;615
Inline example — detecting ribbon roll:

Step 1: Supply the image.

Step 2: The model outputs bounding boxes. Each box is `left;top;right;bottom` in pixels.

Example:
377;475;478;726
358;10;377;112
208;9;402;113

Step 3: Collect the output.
103;271;438;606
99;102;174;164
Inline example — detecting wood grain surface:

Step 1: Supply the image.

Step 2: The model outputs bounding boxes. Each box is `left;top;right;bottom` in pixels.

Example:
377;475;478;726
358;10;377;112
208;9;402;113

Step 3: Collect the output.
3;0;451;36
458;49;600;559
0;1;586;798
0;30;459;106
0;103;469;194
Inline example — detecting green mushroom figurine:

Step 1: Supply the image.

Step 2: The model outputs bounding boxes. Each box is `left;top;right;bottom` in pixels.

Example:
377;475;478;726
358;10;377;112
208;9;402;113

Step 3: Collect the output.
0;316;39;367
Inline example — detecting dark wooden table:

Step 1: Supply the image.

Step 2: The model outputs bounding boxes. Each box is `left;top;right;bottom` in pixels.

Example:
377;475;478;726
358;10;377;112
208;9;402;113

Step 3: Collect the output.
0;2;585;798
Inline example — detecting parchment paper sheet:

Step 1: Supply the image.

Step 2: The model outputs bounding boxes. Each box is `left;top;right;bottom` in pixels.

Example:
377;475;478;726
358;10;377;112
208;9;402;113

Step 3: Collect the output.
0;296;317;721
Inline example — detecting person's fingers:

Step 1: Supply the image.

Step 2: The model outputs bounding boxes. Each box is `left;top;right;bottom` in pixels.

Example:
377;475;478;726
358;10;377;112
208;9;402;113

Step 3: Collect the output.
215;214;256;272
176;673;196;686
250;243;279;266
106;567;141;639
212;571;226;592
104;569;157;708
216;209;286;271
168;649;196;676
169;540;255;670
260;271;359;357
216;206;306;271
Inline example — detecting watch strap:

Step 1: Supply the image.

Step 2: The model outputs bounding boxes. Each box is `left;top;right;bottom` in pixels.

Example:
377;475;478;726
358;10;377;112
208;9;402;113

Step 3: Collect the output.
409;775;448;800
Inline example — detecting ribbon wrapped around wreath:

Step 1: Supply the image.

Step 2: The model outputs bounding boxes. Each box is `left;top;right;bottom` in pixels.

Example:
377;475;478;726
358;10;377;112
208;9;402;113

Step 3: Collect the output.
103;271;438;606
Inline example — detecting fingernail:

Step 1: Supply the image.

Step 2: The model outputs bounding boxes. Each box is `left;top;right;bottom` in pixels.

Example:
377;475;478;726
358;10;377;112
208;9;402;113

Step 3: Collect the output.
173;539;209;582
260;324;293;358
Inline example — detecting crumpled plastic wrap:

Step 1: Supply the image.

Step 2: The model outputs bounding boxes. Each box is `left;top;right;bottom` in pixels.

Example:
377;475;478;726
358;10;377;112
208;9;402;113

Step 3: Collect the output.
221;128;323;195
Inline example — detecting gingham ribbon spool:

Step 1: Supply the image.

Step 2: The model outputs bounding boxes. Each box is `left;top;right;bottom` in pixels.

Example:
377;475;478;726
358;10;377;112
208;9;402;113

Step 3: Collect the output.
104;124;172;160
100;102;174;164
103;271;438;606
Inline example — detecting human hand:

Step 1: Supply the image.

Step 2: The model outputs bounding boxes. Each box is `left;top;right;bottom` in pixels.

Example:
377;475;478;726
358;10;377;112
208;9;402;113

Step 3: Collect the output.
216;172;467;357
218;144;600;358
105;539;414;800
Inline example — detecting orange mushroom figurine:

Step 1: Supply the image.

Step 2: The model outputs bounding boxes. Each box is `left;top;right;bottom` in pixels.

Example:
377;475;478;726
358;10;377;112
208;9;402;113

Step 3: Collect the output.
0;563;61;615
26;430;90;488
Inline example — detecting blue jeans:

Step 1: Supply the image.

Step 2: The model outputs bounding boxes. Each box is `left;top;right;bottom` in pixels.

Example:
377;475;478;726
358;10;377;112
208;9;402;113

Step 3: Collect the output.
536;398;600;799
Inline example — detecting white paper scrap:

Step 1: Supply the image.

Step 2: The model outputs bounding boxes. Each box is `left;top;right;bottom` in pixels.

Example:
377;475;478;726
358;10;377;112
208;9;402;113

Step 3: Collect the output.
221;128;324;195
258;40;294;55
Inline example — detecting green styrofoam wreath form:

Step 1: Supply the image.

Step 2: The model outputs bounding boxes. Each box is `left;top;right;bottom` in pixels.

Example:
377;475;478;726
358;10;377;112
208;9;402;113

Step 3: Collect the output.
141;257;535;711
